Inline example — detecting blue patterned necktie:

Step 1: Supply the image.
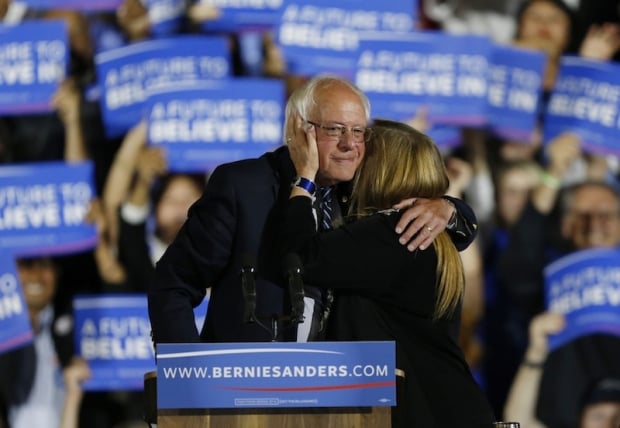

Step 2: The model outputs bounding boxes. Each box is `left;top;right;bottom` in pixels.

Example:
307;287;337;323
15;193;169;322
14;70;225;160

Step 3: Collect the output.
318;187;334;231
317;186;335;335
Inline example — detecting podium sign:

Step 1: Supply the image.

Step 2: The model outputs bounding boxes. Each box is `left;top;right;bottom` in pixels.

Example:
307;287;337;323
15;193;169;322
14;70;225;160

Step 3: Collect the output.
157;341;396;409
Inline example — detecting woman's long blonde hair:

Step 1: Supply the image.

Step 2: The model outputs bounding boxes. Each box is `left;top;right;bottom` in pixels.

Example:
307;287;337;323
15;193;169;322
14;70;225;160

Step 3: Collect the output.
349;119;464;319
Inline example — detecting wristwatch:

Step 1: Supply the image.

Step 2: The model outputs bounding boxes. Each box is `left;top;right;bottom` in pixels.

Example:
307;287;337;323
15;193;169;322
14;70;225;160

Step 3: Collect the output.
292;176;316;196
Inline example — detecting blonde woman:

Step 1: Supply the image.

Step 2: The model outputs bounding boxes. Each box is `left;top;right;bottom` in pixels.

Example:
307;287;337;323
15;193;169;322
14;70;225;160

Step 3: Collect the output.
283;118;495;427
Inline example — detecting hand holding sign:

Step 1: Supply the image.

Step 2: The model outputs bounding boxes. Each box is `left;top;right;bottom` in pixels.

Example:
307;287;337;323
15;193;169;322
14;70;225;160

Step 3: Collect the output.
525;311;566;365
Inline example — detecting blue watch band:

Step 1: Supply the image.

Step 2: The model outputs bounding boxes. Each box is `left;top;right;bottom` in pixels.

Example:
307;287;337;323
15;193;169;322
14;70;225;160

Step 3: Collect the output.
292;176;316;195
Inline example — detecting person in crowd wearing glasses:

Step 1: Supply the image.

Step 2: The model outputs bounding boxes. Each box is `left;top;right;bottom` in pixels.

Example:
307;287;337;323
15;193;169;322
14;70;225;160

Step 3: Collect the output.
279;118;495;427
148;74;478;345
497;178;620;427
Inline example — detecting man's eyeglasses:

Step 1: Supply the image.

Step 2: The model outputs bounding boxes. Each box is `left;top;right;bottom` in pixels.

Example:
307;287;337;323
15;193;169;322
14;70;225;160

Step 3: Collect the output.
306;120;371;143
568;210;620;224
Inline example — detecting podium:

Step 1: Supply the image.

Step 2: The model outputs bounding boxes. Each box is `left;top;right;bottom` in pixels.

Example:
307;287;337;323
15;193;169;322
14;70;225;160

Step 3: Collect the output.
147;342;398;428
158;405;391;427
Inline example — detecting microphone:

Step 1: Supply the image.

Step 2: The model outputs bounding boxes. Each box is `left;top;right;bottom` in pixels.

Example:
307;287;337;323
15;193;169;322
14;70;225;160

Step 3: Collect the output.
240;255;257;323
284;253;305;324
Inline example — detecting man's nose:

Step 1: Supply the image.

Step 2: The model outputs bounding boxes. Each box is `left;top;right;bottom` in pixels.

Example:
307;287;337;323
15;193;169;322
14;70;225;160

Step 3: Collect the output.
337;132;356;149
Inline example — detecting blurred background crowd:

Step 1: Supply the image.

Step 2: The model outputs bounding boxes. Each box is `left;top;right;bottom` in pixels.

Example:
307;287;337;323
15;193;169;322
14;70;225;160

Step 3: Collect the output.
1;0;620;427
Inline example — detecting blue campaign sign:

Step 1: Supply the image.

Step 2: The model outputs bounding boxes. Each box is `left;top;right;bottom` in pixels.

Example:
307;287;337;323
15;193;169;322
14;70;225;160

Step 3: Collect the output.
276;0;416;77
21;0;122;10
356;31;492;128
368;96;461;149
543;56;620;156
427;125;462;150
487;44;545;141
0;20;68;115
147;0;187;37
0;252;33;355
95;35;231;138
422;32;491;126
198;0;284;32
157;341;396;409
0;161;97;257
73;294;156;391
544;248;620;351
145;78;284;172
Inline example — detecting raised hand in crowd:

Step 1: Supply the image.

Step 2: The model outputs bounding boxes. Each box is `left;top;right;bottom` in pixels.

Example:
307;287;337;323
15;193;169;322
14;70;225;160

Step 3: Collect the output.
532;132;581;214
262;32;286;78
60;357;91;428
51;79;88;162
545;132;582;179
406;106;431;133
129;146;168;208
187;2;221;24
0;0;8;19
85;198;127;286
117;0;151;42
579;23;620;61
102;121;147;245
446;156;474;199
504;311;566;428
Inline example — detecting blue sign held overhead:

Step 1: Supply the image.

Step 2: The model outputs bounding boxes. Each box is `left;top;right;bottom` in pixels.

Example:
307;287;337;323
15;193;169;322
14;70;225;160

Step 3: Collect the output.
544;56;620;155
487;44;545;141
355;31;492;128
0;161;97;256
95;36;231;137
21;0;122;10
73;294;156;391
0;20;68;115
0;252;33;355
544;247;620;350
145;78;284;172
276;0;416;77
198;0;284;32
157;341;396;409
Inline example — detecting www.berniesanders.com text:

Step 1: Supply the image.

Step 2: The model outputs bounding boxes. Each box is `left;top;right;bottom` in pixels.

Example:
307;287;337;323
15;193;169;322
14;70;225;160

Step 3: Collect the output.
162;364;388;379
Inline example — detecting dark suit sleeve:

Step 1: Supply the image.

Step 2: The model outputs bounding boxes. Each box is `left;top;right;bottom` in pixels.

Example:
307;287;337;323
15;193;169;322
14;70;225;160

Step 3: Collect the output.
444;195;478;252
281;196;434;290
148;165;237;343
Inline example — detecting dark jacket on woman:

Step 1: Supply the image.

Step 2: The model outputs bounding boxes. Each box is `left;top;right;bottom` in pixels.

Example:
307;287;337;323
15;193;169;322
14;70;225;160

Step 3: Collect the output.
280;196;496;428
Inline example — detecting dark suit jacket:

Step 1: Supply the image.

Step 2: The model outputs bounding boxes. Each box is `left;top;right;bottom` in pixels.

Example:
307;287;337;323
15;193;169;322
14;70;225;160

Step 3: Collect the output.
280;196;495;428
148;146;478;344
150;146;306;343
0;306;73;412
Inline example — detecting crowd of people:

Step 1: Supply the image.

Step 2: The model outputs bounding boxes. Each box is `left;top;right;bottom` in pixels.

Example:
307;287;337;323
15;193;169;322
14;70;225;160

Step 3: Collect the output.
1;0;620;427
